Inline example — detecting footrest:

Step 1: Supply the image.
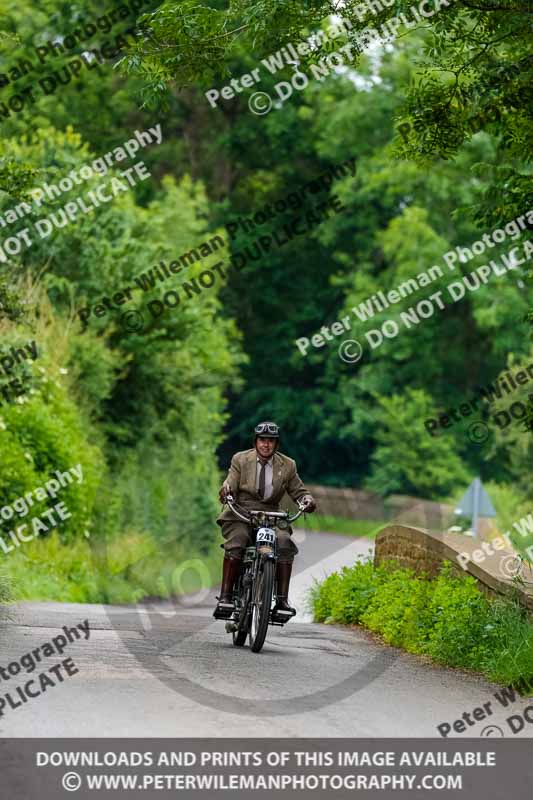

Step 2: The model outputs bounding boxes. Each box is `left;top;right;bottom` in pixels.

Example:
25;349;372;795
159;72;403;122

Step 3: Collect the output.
270;609;295;625
213;603;234;620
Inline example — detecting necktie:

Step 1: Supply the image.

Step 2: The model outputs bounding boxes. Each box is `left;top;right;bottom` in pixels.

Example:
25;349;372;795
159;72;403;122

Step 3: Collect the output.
258;462;266;499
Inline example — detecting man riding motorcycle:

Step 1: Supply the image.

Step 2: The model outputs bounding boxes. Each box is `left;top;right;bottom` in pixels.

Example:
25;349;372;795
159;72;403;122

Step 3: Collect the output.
214;421;316;619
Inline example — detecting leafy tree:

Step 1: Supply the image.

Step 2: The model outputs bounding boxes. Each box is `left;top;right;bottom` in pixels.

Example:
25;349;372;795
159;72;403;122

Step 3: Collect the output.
119;0;532;222
0;0;530;517
365;388;470;497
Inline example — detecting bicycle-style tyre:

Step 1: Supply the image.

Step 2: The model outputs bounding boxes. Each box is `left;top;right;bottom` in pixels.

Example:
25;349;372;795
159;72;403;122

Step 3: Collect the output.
233;580;250;647
250;558;274;653
233;627;248;646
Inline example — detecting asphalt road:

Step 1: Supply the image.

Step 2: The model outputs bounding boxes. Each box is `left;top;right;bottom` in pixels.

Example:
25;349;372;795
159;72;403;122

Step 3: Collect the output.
1;530;532;738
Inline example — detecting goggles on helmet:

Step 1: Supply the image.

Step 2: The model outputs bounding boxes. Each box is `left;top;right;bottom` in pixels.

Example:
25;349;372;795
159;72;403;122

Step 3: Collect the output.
254;422;280;437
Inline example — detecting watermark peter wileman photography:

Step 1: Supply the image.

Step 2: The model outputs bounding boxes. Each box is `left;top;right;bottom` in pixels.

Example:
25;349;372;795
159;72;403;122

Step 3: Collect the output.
205;1;454;114
127;194;348;334
295;209;533;357
0;0;151;94
0;620;89;716
0;340;39;407
0;340;38;375
75;158;356;332
455;510;533;575
0;124;163;263
0;464;83;554
0;0;153;118
423;362;533;436
436;685;527;737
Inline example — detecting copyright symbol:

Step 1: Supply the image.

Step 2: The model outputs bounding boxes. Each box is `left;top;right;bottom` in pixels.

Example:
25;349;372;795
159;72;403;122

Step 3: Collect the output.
120;310;144;333
249;92;273;115
339;339;363;364
62;772;82;791
480;725;504;737
467;421;490;444
499;554;523;579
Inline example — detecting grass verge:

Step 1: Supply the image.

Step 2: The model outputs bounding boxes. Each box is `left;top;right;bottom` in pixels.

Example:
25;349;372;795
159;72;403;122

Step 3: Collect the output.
310;558;533;693
294;515;387;538
0;570;9;599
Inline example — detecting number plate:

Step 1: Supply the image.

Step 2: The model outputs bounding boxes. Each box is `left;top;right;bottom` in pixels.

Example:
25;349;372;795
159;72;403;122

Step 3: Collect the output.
256;527;276;545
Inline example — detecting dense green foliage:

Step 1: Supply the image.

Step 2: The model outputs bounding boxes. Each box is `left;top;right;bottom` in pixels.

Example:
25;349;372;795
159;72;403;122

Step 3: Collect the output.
312;559;533;691
123;1;533;218
0;125;243;600
0;0;530;601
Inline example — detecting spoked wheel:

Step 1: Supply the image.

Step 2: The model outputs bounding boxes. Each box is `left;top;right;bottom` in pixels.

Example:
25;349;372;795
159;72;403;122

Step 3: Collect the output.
233;626;248;647
232;582;251;647
250;559;274;653
232;616;249;647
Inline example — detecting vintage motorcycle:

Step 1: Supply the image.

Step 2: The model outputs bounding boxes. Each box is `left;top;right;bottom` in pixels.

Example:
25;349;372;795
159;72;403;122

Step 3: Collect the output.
216;494;305;653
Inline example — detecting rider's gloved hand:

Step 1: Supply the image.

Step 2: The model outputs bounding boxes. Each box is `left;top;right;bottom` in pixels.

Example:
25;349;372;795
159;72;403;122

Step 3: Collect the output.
301;495;316;513
219;484;231;503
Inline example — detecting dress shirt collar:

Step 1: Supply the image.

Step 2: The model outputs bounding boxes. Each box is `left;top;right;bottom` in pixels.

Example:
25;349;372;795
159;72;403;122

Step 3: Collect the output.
256;455;273;466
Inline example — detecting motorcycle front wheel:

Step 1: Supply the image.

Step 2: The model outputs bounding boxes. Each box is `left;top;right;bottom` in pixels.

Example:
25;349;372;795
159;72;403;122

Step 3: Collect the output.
249;559;274;653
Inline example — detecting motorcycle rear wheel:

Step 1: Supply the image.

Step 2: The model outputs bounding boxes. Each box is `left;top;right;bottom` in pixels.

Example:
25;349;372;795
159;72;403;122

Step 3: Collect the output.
250;559;274;653
233;579;250;647
233;626;248;647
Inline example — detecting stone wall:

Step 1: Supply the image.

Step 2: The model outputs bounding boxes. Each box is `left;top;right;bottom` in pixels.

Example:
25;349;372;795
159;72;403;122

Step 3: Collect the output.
385;495;455;530
306;485;387;520
374;524;533;612
306;485;456;530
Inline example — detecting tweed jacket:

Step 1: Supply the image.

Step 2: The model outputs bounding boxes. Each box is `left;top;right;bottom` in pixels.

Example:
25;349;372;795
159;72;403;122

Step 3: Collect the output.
217;449;312;525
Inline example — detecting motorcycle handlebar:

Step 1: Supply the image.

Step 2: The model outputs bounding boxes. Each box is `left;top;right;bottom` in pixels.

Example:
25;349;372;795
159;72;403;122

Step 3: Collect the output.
225;495;305;524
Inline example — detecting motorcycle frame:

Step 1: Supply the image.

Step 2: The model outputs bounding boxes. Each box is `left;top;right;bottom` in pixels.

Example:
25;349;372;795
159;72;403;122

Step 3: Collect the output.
223;496;304;635
233;525;278;627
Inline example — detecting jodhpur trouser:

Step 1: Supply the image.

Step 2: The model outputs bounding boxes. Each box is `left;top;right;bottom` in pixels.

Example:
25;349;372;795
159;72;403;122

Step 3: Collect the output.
219;521;298;563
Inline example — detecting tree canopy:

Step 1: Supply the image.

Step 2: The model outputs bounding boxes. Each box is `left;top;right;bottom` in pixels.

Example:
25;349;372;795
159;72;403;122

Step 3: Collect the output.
0;0;531;599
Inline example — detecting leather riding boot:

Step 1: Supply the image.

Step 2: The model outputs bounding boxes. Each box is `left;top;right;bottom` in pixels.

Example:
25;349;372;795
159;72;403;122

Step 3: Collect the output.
274;561;296;616
214;557;241;618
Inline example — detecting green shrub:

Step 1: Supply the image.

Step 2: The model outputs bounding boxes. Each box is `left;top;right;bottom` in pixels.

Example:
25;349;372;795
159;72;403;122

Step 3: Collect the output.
361;563;433;648
0;129;244;607
479;598;533;693
0;329;104;543
3;529;220;605
311;558;533;691
422;563;495;669
310;571;344;623
330;559;383;625
310;559;384;624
